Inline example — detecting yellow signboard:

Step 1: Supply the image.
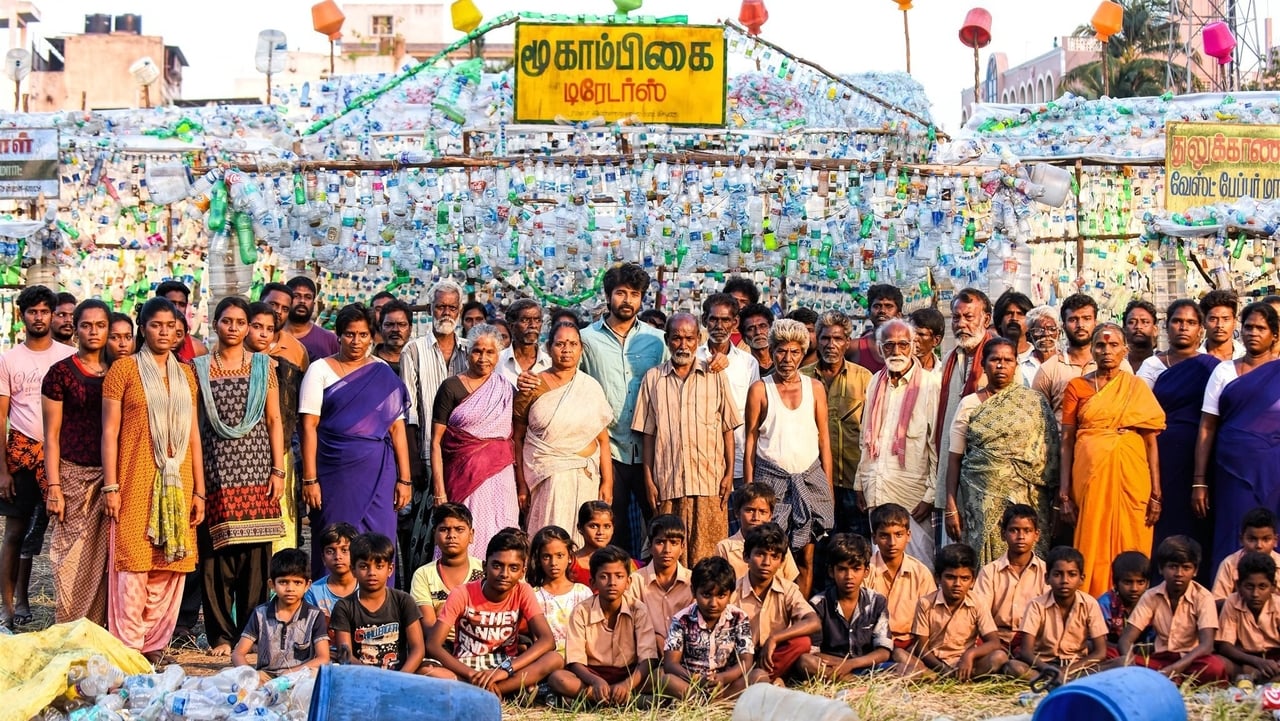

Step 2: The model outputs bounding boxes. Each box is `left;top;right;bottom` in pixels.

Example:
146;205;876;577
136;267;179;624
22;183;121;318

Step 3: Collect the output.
514;23;727;126
1165;121;1280;214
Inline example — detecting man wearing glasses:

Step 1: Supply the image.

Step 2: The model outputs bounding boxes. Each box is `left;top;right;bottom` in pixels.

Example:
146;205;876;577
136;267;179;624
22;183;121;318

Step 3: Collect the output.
1023;306;1061;388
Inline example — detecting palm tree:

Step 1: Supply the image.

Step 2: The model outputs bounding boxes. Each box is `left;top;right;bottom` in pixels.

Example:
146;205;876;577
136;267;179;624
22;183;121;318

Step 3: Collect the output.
1062;0;1194;98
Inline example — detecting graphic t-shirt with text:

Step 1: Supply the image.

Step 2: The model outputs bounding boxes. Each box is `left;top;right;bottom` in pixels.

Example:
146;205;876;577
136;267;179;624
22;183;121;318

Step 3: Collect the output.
330;588;421;670
437;580;544;659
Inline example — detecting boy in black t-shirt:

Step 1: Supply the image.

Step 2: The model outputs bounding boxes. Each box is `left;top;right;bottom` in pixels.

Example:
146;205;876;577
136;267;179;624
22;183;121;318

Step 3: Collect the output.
330;533;425;673
796;533;893;680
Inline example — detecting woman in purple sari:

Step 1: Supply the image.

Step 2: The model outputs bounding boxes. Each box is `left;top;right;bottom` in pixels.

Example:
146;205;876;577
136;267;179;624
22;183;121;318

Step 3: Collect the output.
300;304;412;578
431;325;517;558
1194;302;1280;568
1149;300;1219;582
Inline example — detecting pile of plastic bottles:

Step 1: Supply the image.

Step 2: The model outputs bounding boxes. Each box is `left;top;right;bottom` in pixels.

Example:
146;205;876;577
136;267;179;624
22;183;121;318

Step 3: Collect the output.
1193;679;1280;719
940;91;1280;163
30;656;315;721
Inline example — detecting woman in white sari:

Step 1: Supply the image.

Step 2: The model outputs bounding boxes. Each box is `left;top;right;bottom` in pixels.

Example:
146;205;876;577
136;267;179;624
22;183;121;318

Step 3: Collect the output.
514;322;614;545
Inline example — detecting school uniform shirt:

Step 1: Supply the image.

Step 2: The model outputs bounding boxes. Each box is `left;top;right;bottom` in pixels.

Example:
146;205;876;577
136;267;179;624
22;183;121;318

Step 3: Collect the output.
1211;549;1280;601
330;589;422;670
664;602;754;675
623;563;693;643
436;580;544;661
1217;592;1280;654
868;550;937;642
1126;581;1219;654
731;573;815;648
1018;591;1107;663
973;554;1048;643
565;596;660;669
240;598;328;673
809;586;893;658
912;590;999;666
715;532;800;582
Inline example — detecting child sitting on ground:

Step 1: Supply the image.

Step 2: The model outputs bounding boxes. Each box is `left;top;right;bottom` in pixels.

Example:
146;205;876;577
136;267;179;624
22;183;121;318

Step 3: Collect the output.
1212;508;1280;601
1016;546;1107;681
714;483;800;581
329;533;424;673
867;503;937;666
410;503;484;678
1119;535;1228;683
529;525;594;657
905;543;1007;680
624;514;693;647
426;527;563;697
659;556;766;700
731;522;821;682
571;501;637;586
302;521;358;661
232;549;330;682
795;533;893;681
972;504;1048;678
1097;551;1155;656
1215;551;1280;682
303;522;359;617
548;546;659;706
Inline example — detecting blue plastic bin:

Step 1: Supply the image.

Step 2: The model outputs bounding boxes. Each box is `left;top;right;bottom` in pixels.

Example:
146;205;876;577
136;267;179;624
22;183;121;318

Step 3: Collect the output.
307;664;502;721
1032;666;1187;721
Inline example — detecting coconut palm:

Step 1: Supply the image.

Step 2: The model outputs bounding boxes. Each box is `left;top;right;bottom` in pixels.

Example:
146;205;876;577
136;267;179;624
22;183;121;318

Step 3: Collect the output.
1063;0;1195;98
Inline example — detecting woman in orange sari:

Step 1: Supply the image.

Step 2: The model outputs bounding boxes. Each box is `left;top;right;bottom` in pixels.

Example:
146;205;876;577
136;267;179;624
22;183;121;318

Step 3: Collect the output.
1058;323;1165;597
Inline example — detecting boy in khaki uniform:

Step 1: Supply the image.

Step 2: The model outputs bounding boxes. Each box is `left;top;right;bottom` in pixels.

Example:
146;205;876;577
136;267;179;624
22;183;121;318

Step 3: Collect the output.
1016;546;1108;681
730;523;819;681
867;503;936;665
550;547;659;705
1119;535;1228;683
1215;551;1280;682
904;543;1006;680
972;505;1048;678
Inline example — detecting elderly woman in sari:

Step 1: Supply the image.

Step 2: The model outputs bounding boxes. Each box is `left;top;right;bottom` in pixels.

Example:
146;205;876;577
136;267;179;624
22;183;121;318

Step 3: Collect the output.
1059;323;1166;597
1194;302;1280;568
744;318;833;597
300;304;412;580
944;337;1058;565
433;325;518;559
514;322;613;548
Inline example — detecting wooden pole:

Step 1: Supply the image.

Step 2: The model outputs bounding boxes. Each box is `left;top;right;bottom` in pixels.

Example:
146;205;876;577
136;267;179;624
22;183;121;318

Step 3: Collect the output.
973;45;980;105
1102;50;1110;97
329;39;335;74
902;10;911;74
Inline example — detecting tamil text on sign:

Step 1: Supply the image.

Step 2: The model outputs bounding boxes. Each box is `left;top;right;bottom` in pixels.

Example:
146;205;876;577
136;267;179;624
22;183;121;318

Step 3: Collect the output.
0;129;58;200
1165;121;1280;214
514;23;726;126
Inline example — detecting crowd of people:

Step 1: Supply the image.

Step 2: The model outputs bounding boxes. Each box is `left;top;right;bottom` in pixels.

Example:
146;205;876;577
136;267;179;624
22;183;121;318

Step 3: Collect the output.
1;261;1279;701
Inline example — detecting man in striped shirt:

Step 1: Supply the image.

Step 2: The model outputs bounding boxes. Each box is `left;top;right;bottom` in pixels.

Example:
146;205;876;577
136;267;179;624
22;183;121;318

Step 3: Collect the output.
632;313;742;566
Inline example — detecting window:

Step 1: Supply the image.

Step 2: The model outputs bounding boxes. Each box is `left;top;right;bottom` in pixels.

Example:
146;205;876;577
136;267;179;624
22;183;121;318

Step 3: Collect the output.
371;15;394;36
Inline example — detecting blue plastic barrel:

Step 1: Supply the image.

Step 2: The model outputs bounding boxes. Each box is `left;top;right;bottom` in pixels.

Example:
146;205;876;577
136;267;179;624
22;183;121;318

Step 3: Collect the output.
1032;667;1187;721
307;665;502;721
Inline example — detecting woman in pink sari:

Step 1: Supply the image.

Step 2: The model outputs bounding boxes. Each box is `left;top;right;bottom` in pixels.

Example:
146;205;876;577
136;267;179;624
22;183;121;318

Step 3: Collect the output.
431;325;517;558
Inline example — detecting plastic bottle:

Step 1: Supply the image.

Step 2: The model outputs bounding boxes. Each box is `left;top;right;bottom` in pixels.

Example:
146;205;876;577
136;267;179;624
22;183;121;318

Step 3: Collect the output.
730;684;858;721
165;690;236;720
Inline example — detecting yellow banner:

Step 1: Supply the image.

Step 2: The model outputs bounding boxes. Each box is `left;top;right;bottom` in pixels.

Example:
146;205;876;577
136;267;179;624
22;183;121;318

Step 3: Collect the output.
514;23;726;126
1165;121;1280;214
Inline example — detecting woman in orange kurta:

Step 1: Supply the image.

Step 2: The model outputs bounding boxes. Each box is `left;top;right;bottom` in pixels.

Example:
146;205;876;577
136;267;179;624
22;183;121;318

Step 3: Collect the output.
1058;323;1165;597
102;297;204;664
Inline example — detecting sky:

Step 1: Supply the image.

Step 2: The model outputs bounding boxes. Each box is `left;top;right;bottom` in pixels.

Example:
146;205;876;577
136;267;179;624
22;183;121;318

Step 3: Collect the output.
22;0;1277;130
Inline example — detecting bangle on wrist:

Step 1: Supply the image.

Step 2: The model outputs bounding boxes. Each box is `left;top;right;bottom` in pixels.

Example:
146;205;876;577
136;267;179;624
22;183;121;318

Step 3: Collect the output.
270;467;286;479
101;484;120;493
194;493;206;500
46;483;60;488
302;478;319;486
1192;483;1209;489
396;479;412;487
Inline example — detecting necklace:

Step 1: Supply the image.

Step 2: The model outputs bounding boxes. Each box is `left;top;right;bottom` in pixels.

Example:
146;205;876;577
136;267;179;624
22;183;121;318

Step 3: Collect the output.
213;348;249;372
77;353;106;376
335;355;365;375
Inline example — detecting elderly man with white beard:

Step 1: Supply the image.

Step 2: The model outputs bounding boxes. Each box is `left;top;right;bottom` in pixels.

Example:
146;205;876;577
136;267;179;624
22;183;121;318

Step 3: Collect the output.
632;313;741;566
1021;306;1061;388
934;288;995;548
857;318;940;562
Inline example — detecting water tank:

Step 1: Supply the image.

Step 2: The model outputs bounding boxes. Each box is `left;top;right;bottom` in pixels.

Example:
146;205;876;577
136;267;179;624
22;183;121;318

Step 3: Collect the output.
84;14;112;34
114;14;142;35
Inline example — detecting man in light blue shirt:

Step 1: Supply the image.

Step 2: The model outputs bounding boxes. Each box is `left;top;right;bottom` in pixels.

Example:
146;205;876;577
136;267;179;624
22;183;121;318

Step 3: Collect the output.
580;263;668;558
